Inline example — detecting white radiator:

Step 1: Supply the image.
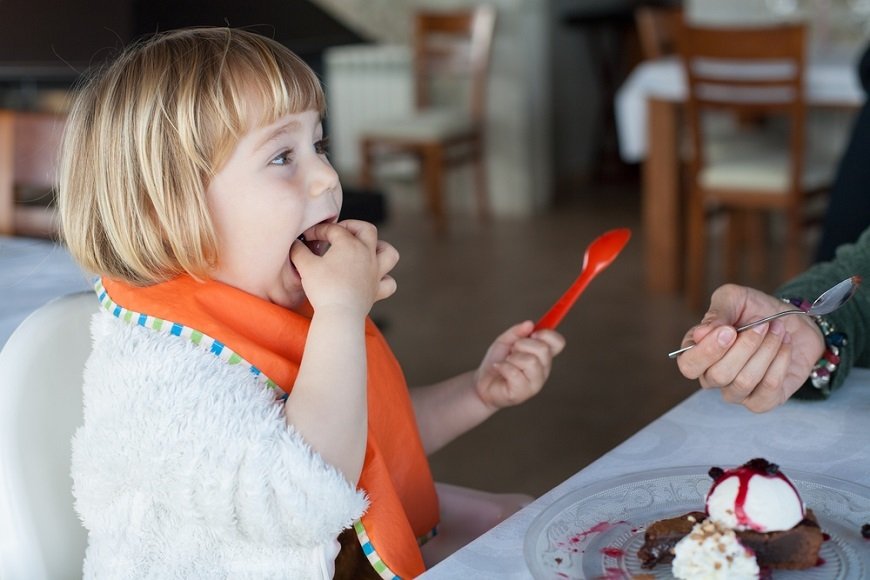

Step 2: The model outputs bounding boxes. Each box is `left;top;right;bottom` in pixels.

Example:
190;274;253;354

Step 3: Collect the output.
324;44;413;177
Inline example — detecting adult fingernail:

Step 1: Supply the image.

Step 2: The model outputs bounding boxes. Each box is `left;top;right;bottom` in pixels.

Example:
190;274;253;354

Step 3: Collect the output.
752;322;769;335
717;326;736;346
783;331;792;345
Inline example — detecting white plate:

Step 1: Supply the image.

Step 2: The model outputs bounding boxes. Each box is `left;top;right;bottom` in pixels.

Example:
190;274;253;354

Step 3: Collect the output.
523;466;870;579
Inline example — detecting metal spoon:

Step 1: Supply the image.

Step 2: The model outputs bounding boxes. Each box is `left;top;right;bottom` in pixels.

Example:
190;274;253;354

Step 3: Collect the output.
668;275;861;359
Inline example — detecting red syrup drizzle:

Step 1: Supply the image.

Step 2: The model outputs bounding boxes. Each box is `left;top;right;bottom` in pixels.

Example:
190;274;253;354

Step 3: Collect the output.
705;458;803;531
558;520;626;553
600;547;624;558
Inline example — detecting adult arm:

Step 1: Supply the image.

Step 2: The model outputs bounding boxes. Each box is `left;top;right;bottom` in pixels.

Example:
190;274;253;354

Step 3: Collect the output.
778;226;870;396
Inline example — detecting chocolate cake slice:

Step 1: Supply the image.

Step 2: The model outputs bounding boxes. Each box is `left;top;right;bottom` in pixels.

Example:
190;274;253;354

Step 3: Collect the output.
638;510;824;570
637;512;706;569
736;509;824;570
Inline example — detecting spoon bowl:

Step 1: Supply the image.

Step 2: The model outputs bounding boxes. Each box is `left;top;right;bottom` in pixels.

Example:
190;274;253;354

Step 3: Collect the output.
534;228;631;331
668;275;862;358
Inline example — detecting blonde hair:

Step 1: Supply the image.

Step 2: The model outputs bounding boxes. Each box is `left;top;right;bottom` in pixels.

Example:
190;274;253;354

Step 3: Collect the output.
59;27;326;285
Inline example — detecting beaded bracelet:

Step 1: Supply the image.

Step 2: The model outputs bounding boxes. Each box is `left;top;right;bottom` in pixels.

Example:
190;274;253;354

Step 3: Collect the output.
781;297;847;391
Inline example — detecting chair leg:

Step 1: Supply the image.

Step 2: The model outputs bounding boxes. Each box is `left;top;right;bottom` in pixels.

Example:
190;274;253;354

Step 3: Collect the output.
359;139;374;189
783;206;804;279
685;187;707;311
0;113;15;236
422;144;446;232
724;210;742;282
473;139;489;222
745;211;766;288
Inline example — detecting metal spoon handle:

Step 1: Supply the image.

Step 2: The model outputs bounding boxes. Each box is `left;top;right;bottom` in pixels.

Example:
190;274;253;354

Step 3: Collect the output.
667;308;805;359
734;308;805;332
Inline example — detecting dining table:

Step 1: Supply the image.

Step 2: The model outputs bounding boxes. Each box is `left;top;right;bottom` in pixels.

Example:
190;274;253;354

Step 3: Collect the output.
615;54;865;296
421;368;870;578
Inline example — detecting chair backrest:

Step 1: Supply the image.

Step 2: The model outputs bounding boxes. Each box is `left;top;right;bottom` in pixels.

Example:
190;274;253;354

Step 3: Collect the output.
413;6;496;122
0;292;97;580
635;5;684;60
0;109;66;237
676;23;808;193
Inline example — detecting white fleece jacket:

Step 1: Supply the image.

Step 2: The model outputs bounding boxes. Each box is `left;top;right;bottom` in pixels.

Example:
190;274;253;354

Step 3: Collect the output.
71;311;369;579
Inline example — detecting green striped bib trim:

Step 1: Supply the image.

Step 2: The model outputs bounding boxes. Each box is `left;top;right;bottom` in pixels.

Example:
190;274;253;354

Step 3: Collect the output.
95;278;279;391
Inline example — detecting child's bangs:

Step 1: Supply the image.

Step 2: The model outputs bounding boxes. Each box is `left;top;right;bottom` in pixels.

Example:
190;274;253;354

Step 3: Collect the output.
227;43;325;133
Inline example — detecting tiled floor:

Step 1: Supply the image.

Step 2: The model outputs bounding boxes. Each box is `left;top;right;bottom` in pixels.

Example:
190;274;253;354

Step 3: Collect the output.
371;183;702;497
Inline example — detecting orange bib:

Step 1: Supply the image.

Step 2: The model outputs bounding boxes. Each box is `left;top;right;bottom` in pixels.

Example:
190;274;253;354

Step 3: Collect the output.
101;276;439;578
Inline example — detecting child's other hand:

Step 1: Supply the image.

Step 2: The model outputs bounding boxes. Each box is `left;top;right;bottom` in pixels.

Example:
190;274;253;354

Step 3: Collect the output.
473;321;565;411
291;220;398;317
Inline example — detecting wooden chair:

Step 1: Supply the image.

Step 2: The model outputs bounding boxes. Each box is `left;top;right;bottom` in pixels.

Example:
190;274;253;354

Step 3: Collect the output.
677;23;832;309
0;110;65;239
359;6;496;232
634;5;683;60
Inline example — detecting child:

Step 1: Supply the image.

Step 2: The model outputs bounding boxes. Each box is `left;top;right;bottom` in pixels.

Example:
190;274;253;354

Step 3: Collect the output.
60;27;565;579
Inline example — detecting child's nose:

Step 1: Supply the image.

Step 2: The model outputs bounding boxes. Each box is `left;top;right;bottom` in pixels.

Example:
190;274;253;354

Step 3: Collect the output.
308;157;340;198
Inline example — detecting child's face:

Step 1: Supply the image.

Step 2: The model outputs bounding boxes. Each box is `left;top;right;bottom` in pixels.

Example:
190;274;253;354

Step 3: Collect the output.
205;109;341;311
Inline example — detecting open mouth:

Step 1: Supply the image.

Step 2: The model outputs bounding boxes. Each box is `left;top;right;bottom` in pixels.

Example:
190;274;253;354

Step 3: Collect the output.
297;232;330;257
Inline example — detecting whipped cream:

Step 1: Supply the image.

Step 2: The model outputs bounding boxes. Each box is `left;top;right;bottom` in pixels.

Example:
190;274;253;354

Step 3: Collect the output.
706;458;804;532
672;519;760;580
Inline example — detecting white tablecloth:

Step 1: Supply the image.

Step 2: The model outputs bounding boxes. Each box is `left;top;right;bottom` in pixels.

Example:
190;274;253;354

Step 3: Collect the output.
422;369;870;578
615;56;865;162
0;237;91;348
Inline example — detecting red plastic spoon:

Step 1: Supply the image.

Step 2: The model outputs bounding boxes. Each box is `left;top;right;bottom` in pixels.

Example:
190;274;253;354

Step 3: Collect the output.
534;228;631;331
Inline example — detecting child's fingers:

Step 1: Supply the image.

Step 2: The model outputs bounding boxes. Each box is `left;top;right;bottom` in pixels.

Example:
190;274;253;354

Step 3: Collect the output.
375;240;399;277
496;321;535;345
488;362;530;406
337;219;379;248
289;238;315;268
503;351;546;386
376;275;397;301
528;329;566;356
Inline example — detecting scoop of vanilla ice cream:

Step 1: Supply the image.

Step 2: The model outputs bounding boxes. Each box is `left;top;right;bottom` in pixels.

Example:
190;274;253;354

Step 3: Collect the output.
706;472;804;532
673;520;759;580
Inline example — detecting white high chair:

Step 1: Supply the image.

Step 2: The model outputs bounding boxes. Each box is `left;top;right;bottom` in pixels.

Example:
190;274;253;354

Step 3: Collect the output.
0;292;97;580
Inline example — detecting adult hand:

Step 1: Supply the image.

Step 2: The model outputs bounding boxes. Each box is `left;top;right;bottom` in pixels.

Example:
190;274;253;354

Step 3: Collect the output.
473;321;565;411
676;284;825;412
291;220;398;318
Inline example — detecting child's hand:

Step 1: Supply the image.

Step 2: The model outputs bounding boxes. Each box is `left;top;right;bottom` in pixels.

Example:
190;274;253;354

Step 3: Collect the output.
291;220;399;318
473;321;565;411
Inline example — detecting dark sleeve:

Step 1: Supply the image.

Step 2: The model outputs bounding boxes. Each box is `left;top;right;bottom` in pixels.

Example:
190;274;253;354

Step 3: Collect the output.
778;226;870;397
813;42;870;262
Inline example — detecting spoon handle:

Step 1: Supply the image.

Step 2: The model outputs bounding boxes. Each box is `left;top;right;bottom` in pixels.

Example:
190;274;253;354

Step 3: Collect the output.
667;308;805;359
734;308;804;332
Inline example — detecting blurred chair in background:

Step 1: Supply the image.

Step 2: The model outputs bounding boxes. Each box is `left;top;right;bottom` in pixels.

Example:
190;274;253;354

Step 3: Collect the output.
0;110;65;239
358;6;496;232
678;23;834;310
0;292;96;580
634;4;683;60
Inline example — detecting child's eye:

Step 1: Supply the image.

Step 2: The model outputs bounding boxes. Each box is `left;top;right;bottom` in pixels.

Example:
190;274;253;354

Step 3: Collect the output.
315;137;330;156
270;150;293;166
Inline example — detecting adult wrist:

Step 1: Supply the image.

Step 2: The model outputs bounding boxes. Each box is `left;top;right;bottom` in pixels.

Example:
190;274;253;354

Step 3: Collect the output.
781;297;847;394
